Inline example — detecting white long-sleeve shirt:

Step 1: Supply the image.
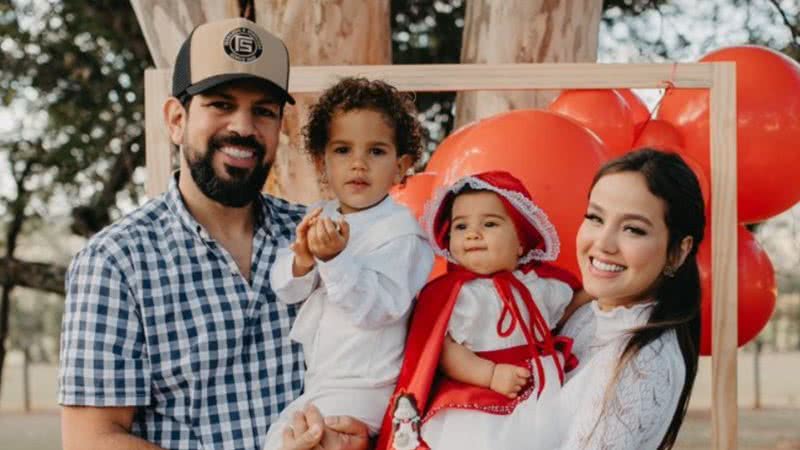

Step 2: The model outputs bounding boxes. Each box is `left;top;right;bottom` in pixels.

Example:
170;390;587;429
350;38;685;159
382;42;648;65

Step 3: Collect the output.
557;301;686;450
269;196;434;392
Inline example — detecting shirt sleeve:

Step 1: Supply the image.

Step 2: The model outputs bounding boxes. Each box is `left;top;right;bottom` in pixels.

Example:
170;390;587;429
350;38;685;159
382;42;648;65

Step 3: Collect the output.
316;235;434;329
269;246;320;305
559;340;684;450
447;287;481;346
58;245;151;407
522;272;573;329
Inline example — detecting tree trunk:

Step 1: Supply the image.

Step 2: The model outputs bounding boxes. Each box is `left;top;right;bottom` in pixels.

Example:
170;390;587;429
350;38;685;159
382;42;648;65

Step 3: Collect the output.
455;0;603;127
0;284;11;399
130;0;242;69
0;162;31;400
23;347;30;413
256;0;391;205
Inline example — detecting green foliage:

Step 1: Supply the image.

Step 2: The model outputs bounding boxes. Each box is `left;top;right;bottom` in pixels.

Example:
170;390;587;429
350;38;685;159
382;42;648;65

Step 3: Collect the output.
391;0;465;158
0;0;150;216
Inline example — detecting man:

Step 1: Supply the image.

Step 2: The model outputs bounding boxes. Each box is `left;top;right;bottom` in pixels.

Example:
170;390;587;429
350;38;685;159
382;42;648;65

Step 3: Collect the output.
59;18;368;450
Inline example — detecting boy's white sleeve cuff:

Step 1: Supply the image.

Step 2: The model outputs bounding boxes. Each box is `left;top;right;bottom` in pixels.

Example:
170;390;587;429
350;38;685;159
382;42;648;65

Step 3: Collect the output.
316;249;358;302
270;249;319;304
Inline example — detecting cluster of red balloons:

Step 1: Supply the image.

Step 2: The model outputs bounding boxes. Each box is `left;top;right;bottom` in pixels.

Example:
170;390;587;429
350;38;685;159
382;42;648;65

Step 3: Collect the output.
391;45;794;355
392;110;609;279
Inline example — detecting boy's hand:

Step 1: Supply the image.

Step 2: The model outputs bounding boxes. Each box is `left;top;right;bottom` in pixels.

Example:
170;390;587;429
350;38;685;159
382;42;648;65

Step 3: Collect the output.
308;217;350;262
291;208;321;276
489;363;531;399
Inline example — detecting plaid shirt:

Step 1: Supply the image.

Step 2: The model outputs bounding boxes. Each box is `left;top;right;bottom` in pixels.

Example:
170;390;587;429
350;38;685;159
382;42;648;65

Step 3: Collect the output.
59;177;306;449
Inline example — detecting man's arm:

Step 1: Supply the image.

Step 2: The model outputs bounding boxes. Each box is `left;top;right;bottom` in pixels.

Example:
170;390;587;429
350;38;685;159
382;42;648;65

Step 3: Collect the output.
62;406;165;450
59;246;155;448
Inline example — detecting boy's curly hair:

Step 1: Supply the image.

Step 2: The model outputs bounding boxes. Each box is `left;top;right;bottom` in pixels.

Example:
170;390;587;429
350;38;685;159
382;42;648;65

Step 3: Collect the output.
303;77;424;164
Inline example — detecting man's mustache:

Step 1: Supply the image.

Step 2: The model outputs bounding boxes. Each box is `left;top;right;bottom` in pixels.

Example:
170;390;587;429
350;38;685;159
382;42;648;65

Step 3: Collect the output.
208;134;266;160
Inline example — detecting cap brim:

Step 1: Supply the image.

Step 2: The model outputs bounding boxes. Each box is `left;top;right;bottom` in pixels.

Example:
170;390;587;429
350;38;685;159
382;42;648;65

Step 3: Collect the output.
185;74;295;105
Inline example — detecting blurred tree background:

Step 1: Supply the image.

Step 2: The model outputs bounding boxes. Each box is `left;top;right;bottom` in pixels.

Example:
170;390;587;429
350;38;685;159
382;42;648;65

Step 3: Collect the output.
0;0;798;404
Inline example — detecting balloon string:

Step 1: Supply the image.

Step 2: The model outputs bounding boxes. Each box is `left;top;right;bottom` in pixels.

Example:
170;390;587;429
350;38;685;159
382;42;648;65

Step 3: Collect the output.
632;62;678;146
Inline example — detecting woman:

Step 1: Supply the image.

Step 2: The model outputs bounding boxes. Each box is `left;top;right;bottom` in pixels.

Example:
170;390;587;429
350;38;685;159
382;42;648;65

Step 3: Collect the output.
557;149;705;449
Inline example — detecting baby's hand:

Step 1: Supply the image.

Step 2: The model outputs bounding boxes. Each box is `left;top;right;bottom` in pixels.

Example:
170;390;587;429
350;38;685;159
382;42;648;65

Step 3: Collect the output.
489;363;531;399
291;208;321;276
308;217;350;262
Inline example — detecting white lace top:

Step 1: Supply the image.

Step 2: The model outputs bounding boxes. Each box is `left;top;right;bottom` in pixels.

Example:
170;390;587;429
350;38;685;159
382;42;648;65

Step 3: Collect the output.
556;301;686;450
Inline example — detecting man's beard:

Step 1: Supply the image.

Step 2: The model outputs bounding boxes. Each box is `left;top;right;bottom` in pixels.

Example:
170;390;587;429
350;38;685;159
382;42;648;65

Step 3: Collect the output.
185;133;271;208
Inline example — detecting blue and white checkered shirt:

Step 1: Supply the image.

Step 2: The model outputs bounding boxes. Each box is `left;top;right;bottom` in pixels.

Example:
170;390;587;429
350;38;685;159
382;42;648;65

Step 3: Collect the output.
59;176;307;449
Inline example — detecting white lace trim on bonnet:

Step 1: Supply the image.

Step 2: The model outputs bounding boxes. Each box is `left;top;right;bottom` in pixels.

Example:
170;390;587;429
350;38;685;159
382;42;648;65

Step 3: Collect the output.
421;176;560;265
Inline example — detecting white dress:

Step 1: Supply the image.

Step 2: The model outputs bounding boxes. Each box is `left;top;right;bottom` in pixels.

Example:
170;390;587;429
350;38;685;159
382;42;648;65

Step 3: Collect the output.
419;270;572;450
262;197;434;450
555;301;686;450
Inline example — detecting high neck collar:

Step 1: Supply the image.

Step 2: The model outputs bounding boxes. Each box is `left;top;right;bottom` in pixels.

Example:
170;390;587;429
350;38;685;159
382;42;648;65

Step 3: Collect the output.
590;300;654;344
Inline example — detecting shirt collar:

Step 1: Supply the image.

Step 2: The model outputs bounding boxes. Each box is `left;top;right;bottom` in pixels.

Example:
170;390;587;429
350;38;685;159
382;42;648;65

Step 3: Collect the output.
165;171;271;242
322;195;396;227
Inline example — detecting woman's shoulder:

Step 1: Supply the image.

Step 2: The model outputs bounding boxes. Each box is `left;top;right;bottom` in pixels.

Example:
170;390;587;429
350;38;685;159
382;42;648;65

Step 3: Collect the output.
625;330;686;386
635;330;683;363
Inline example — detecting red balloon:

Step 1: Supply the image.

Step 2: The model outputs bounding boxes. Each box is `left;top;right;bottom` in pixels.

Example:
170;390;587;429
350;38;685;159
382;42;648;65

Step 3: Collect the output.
683;155;711;213
617;89;652;136
428;256;448;281
698;225;776;356
657;45;800;223
426;110;609;278
632;119;684;152
389;172;438;219
549;89;636;157
630;120;710;207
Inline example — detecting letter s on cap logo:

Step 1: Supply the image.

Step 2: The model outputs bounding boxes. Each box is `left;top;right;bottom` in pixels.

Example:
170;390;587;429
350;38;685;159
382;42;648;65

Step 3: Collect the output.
223;27;263;63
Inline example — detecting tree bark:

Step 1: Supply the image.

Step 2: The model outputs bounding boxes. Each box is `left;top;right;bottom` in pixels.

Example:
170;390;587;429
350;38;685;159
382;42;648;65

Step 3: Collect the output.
0;285;11;399
130;0;241;69
0;161;31;398
256;0;392;204
0;258;67;296
455;0;603;127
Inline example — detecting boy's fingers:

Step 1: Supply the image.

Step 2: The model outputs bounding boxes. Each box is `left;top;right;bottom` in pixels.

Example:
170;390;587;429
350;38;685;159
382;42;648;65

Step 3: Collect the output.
338;220;350;241
320;218;339;242
298;208;321;229
307;207;323;219
307;223;322;249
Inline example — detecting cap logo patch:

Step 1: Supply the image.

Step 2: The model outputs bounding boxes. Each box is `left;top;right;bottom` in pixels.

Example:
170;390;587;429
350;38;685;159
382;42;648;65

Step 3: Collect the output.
223;27;263;62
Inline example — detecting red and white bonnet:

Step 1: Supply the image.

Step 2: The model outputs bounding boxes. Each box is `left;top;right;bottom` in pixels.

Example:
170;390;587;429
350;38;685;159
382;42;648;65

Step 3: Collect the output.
422;170;560;266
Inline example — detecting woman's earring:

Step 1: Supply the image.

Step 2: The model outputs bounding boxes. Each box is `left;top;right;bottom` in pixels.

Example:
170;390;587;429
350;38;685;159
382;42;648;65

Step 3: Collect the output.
663;266;676;278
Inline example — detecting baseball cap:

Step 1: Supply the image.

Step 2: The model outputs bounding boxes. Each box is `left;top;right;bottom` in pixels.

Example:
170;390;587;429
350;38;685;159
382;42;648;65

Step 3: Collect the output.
172;18;295;104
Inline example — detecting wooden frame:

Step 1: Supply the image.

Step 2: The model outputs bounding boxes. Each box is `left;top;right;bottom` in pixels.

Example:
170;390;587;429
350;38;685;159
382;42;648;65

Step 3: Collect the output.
144;62;738;449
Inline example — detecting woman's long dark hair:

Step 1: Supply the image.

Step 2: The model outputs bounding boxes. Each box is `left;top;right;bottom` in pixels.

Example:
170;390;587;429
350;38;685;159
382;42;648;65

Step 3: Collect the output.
590;148;705;449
